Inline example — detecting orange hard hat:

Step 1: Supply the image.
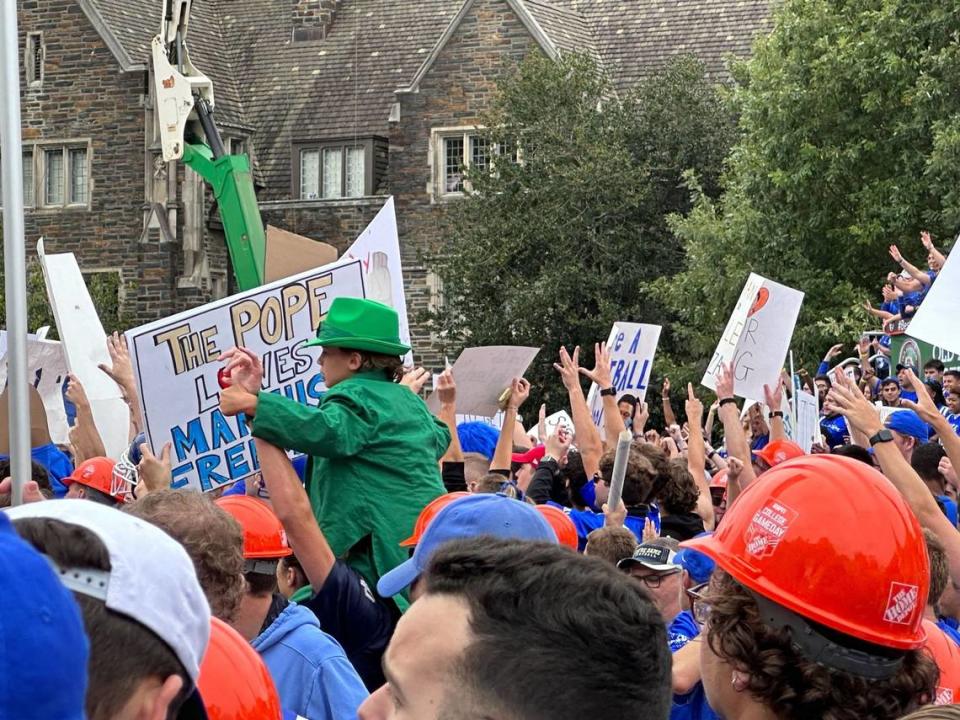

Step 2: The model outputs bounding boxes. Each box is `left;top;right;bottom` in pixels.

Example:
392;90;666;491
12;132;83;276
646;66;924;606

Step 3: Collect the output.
215;495;293;560
752;439;805;468
198;617;282;720
922;620;960;705
535;504;578;549
400;492;470;547
709;469;729;489
63;457;128;503
684;455;929;654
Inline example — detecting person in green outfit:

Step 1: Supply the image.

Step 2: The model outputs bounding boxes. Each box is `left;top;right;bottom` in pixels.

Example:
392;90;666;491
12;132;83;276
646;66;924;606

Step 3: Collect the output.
218;297;450;612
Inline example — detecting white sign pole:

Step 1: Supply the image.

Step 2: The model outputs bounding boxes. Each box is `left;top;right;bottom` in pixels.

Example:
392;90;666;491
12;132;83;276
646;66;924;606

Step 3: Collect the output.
0;2;32;505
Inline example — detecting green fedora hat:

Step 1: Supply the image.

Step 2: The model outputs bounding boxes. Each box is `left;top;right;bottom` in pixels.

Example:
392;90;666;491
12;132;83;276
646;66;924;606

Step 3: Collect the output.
306;297;410;356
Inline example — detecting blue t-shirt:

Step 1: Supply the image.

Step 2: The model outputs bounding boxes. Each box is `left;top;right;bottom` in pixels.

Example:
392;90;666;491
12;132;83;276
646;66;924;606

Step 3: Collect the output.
938;495;959;527
900;390;919;403
672;683;721;720
943;411;960;436
0;443;73;497
751;434;770;452
669;610;700;653
566;504;662;551
819;415;849;449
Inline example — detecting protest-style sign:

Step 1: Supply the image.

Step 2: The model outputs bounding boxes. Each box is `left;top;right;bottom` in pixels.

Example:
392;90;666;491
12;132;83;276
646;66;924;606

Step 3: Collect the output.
586;322;661;429
907;238;960;356
702;273;805;402
345;197;412;363
527;410;574;442
0;337;70;445
876;402;907;424
427;346;539;418
263;226;338;283
126;258;366;493
794;389;820;453
38;240;130;458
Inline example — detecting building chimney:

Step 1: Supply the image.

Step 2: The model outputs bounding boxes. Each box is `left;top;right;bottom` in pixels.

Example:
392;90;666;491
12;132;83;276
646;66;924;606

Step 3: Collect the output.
292;0;340;42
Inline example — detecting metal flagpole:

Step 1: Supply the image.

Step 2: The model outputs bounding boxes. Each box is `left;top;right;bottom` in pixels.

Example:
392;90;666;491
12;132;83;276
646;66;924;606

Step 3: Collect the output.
0;0;33;505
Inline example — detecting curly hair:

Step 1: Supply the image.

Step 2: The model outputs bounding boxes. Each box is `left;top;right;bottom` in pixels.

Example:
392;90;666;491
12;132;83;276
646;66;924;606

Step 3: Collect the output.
358;350;404;381
924;528;949;608
705;571;937;720
631;442;672;504
599;446;657;507
125;490;245;624
659;459;700;514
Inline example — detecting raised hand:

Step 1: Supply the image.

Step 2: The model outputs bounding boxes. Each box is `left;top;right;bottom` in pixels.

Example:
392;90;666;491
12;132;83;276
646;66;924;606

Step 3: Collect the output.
508;377;531;410
98;332;135;394
716;361;736;401
889;244;903;264
826;368;882;436
900;368;943;425
137;442;173;496
219;347;264;394
65;373;90;410
545;426;573;462
400;366;430;394
824;343;844;361
436;368;456;406
763;380;783;413
662;376;671;398
921;231;934;251
685;383;704;427
553;346;582;392
579;342;613;389
633;401;649;434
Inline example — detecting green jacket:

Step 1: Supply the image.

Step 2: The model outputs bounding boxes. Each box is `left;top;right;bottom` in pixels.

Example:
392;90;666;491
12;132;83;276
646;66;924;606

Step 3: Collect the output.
251;370;449;610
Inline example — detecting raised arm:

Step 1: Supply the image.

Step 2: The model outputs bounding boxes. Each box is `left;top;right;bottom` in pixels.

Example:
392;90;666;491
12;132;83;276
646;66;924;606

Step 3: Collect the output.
255;438;337;590
554;346;602;478
685;383;714;530
490;378;530;473
435;369;463;464
763;380;786;442
578;342;627;445
661;377;678;427
98;332;143;440
890;244;932;286
715;361;757;491
921;230;946;268
65;374;107;463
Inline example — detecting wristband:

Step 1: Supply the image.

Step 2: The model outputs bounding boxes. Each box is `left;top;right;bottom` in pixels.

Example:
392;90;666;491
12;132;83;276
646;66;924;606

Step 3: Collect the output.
768;411;784;419
718;397;737;408
599;387;617;397
708;450;717;458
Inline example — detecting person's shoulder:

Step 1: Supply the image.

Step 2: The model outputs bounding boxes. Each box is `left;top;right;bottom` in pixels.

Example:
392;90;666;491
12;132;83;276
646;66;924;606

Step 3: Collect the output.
274;605;351;662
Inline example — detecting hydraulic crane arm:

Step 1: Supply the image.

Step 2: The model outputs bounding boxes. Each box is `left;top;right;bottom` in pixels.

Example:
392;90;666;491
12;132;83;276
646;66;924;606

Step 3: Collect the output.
151;0;265;290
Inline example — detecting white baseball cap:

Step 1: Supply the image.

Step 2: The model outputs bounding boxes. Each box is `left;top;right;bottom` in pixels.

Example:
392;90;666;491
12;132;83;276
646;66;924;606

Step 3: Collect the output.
6;500;211;683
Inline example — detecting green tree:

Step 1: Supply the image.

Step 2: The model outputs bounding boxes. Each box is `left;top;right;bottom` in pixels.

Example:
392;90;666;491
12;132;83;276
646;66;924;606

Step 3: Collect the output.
660;0;960;384
427;53;736;410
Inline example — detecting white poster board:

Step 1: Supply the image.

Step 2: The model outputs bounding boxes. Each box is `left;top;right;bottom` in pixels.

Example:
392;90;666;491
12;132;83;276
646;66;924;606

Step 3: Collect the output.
586;322;661;429
0;338;70;445
38;241;130;458
345;197;412;364
426;346;539;418
702;273;805;401
794;389;819;453
908;239;960;356
527;410;574;442
126;258;366;493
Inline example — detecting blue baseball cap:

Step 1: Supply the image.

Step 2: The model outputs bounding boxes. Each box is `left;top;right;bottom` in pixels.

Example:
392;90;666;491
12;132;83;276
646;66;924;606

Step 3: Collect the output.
885;409;930;442
377;493;558;597
0;511;89;719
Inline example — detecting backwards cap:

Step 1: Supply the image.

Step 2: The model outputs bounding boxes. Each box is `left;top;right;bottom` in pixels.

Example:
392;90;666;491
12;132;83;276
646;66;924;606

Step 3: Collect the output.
6;500;211;682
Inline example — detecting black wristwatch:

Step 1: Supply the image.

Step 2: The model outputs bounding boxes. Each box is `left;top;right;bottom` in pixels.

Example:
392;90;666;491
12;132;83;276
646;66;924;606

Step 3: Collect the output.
869;428;895;446
599;387;617;397
768;411;784;419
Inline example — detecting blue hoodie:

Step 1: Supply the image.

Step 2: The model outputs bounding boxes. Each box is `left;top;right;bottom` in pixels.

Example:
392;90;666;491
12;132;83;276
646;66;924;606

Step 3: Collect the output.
252;602;368;720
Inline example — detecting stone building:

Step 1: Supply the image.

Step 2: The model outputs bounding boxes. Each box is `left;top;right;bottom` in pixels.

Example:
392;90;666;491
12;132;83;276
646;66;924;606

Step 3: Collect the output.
8;0;769;363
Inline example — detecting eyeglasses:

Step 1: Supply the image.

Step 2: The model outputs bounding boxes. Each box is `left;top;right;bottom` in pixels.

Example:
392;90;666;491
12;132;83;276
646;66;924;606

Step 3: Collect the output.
635;568;680;589
686;581;711;627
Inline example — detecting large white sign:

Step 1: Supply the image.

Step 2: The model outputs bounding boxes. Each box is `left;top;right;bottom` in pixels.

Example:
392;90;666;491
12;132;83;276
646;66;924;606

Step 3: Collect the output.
702;273;805;402
908;239;960;356
126;259;366;493
345;197;412;364
794;389;820;453
38;241;130;458
586;322;661;429
426;346;539;418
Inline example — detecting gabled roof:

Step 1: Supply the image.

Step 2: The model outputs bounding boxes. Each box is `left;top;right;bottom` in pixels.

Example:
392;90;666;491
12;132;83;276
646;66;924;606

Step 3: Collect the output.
523;0;599;63
396;0;562;95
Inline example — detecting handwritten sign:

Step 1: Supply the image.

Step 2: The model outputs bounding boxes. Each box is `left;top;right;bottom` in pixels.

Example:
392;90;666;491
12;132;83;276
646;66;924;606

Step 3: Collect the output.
126;259;366;492
794;389;819;453
426;346;539;418
702;273;804;401
586;322;661;429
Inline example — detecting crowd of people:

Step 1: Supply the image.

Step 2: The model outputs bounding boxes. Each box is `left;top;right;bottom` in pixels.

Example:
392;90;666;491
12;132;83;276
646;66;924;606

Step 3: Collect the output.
2;233;960;719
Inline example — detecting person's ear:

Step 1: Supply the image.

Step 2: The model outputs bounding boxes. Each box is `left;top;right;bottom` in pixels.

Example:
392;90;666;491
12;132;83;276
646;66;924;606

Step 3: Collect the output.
142;675;185;720
347;351;364;371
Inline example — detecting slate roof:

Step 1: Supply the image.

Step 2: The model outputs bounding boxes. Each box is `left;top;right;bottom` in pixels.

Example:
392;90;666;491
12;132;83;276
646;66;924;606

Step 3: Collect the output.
80;0;772;197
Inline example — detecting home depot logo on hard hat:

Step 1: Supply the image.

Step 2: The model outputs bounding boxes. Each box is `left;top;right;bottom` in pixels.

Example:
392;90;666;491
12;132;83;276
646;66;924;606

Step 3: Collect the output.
883;582;920;625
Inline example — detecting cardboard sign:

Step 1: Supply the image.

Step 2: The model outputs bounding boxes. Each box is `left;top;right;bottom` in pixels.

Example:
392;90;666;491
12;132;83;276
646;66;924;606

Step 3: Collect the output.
794;389;820;453
0;384;51;453
345;198;412;363
907;239;960;356
702;273;804;401
586;322;661;429
0;337;70;445
263;226;338;283
126;258;366;493
38;241;130;458
427;346;539;418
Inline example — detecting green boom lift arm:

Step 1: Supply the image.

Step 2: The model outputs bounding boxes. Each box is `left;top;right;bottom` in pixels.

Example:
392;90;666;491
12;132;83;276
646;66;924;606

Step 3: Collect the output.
150;0;265;290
